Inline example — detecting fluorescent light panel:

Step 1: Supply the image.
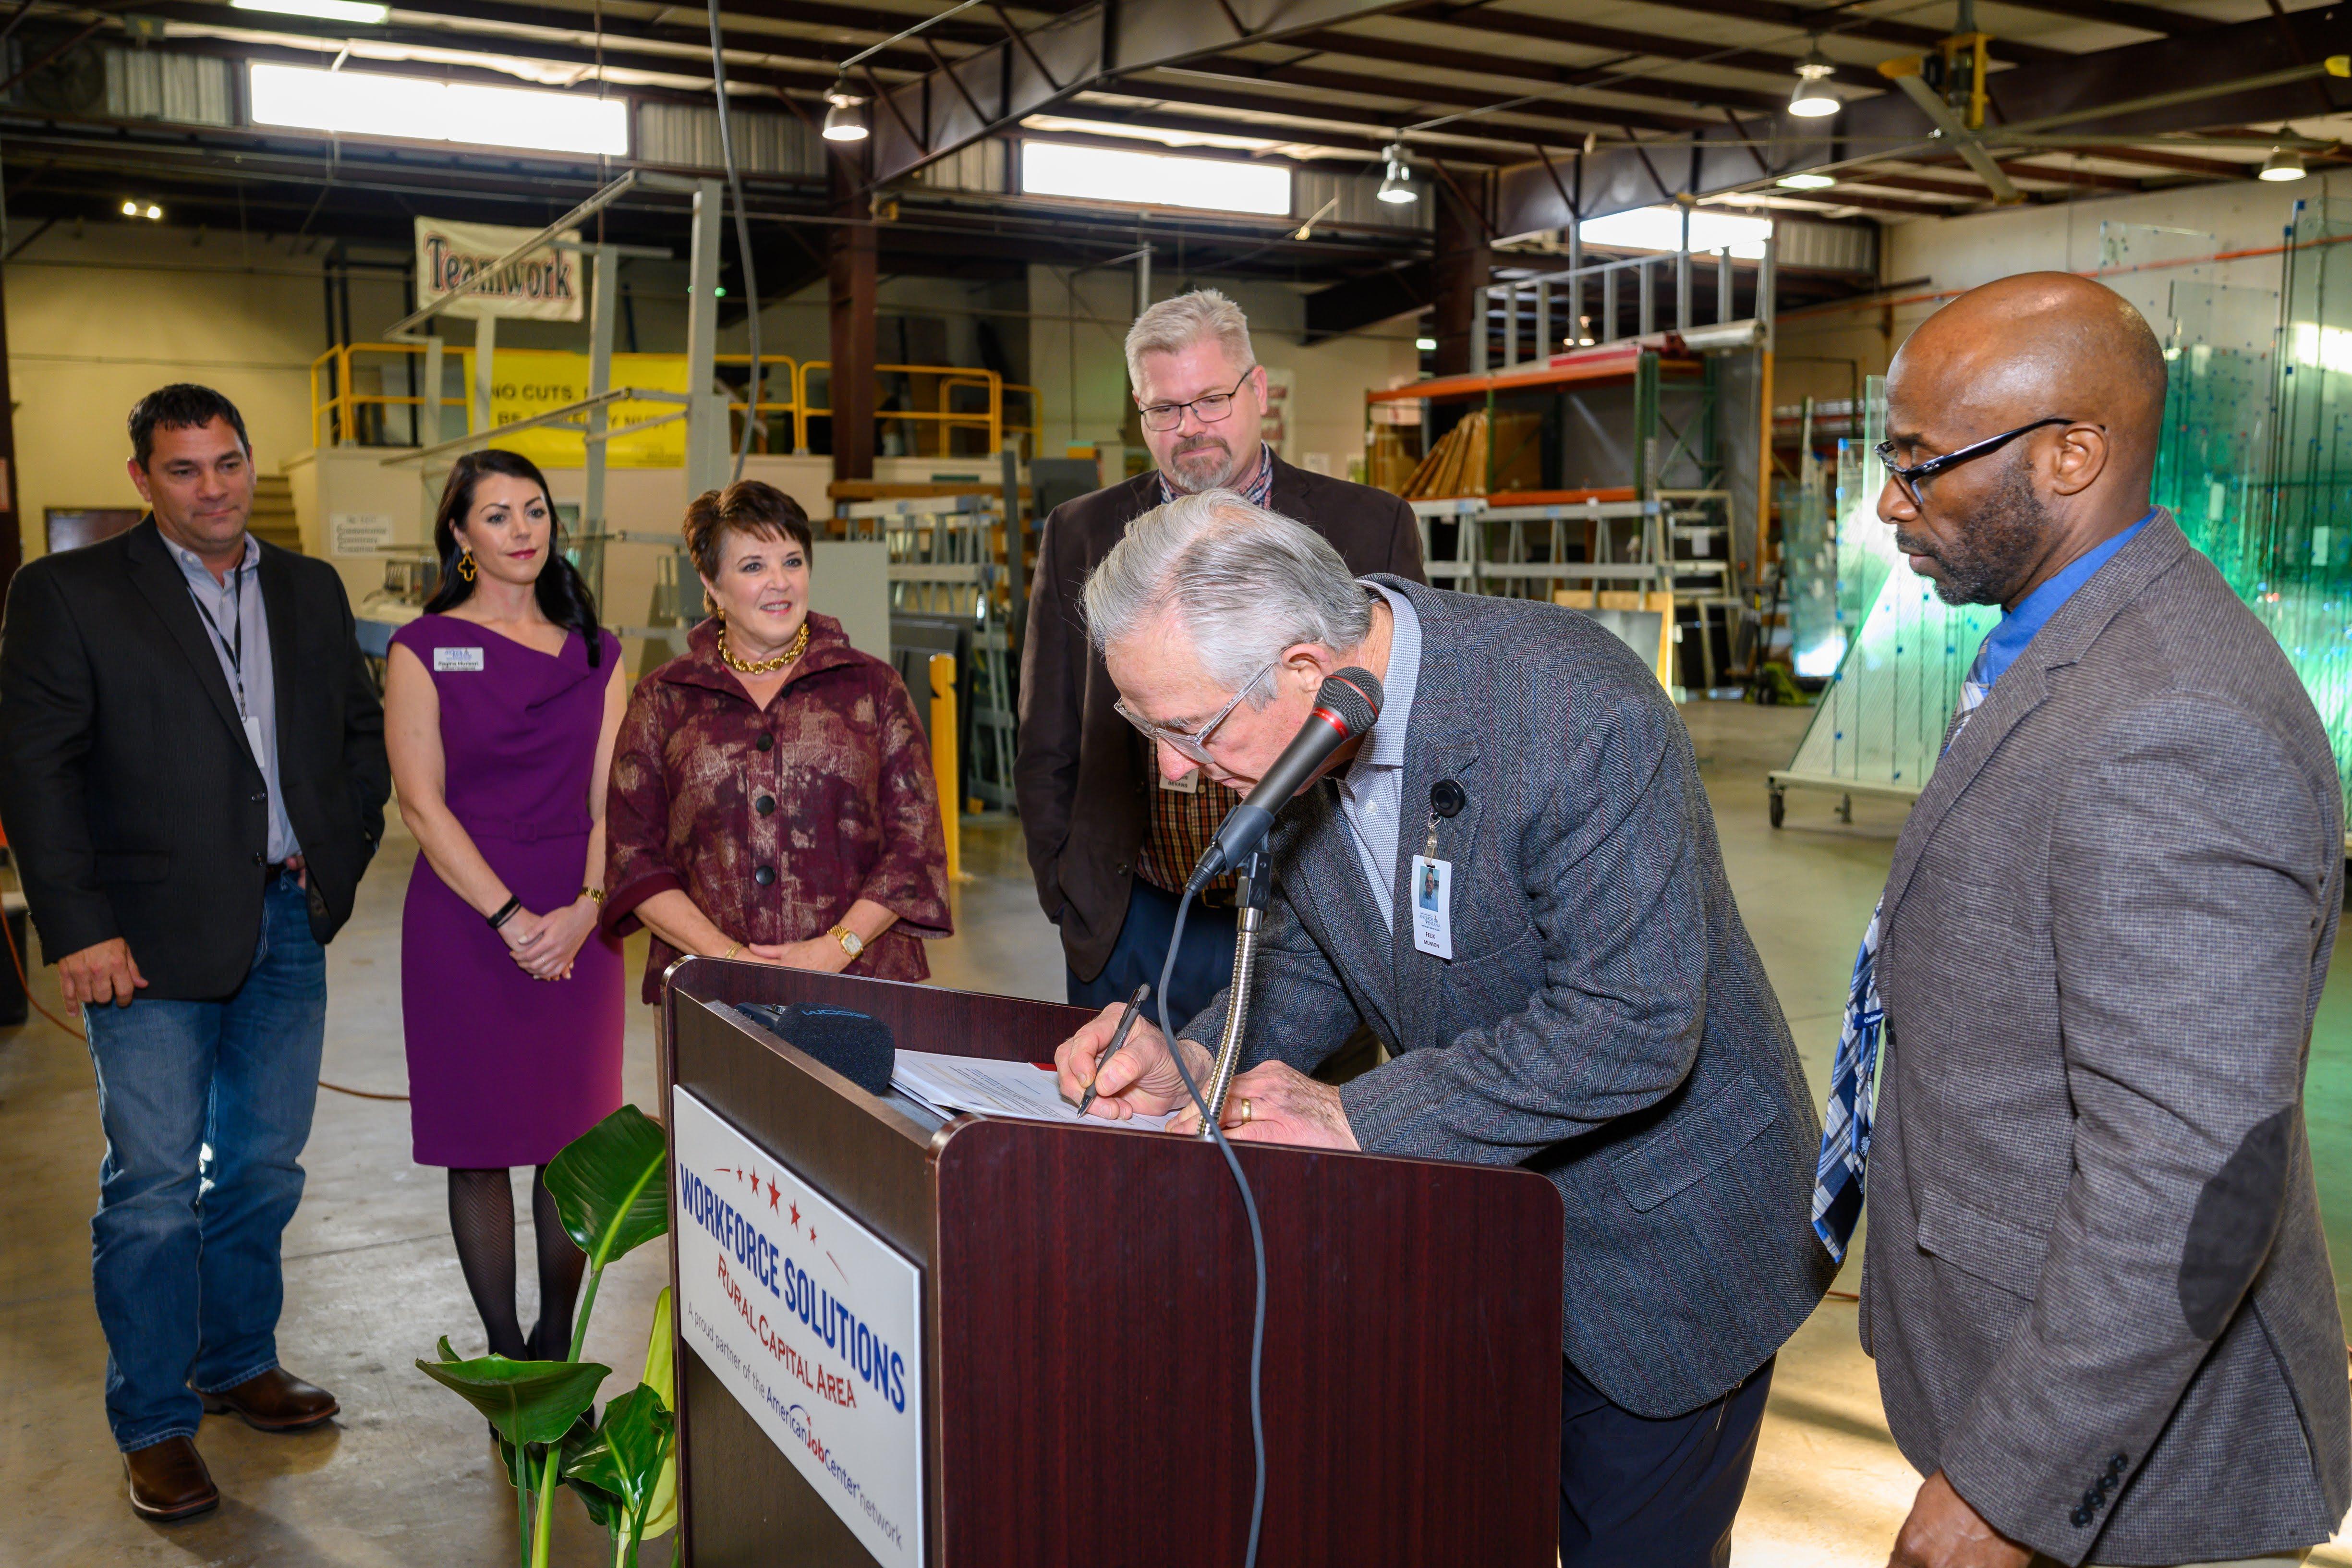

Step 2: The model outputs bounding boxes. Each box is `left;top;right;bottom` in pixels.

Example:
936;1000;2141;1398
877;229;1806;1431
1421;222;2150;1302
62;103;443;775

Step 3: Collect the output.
1021;141;1290;217
232;0;390;21
247;62;628;157
1577;206;1773;259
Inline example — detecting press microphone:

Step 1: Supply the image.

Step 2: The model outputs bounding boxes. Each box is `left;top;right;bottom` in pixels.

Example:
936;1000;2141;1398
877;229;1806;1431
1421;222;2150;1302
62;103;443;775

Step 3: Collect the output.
1187;667;1383;890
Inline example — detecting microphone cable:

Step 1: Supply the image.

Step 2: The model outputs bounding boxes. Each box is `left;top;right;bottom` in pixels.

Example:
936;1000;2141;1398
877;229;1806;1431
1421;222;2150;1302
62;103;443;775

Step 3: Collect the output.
1155;886;1267;1568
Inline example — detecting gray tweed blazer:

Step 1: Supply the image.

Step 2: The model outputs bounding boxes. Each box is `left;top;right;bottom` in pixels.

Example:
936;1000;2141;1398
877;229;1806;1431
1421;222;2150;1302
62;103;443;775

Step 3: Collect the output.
1863;512;2352;1565
1183;576;1836;1419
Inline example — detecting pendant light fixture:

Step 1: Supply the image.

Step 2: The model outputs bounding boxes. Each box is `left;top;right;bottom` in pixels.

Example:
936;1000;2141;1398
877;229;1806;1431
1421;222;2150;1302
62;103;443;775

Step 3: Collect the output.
822;75;869;142
1788;44;1840;119
2260;146;2308;182
1378;141;1418;205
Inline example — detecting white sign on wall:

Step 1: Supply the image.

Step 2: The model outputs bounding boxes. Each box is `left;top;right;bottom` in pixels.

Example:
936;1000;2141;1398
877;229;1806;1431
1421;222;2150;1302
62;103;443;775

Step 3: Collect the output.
413;216;583;321
329;512;396;555
671;1087;925;1568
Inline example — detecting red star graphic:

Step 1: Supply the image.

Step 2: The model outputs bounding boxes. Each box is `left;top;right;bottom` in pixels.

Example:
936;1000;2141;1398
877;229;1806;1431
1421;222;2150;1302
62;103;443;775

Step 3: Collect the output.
808;1224;817;1243
768;1181;782;1212
788;1203;801;1228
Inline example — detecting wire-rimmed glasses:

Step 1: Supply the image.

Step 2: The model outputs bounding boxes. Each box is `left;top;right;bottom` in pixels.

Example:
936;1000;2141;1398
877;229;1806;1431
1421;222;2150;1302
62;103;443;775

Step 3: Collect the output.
1113;662;1273;766
1137;370;1256;434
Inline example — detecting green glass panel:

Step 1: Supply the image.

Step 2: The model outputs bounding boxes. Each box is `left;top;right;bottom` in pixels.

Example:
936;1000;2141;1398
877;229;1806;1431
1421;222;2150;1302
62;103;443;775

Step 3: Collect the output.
1782;378;1999;790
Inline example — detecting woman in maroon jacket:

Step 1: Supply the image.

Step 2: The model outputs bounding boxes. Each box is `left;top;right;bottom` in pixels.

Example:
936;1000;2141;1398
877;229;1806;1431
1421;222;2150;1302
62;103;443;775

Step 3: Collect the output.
603;481;951;999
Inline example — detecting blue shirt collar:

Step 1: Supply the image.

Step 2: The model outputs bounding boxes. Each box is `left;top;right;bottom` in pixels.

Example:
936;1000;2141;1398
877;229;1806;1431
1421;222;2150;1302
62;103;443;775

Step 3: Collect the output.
1351;581;1420;773
1971;510;2154;691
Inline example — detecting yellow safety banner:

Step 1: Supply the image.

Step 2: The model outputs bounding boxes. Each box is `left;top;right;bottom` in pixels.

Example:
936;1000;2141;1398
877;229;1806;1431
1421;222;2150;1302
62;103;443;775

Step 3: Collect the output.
487;350;692;469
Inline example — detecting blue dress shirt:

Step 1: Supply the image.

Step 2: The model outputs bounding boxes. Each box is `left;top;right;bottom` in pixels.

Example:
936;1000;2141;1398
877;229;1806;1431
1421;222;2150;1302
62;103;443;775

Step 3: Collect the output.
1970;510;2154;692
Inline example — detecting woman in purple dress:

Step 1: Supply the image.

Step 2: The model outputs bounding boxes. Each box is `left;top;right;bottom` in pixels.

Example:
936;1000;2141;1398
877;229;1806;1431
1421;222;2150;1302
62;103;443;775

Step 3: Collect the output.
385;449;626;1364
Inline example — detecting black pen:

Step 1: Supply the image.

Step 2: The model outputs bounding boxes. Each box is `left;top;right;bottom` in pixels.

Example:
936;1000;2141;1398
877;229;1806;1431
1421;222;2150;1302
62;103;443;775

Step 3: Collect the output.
1076;982;1151;1119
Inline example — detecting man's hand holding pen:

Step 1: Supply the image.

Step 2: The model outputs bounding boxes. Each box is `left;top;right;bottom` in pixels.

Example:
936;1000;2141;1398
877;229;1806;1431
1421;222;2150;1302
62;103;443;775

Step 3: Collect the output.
1053;1006;1359;1150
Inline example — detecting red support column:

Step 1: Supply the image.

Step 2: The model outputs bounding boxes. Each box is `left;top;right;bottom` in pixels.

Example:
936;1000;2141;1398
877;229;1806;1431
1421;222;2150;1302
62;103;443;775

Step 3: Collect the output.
827;161;877;484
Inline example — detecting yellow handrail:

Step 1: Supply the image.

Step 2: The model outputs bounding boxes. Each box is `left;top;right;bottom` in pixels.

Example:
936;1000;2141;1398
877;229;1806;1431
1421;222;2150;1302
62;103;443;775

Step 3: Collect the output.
309;342;1037;462
794;362;1042;460
309;341;473;448
715;353;801;454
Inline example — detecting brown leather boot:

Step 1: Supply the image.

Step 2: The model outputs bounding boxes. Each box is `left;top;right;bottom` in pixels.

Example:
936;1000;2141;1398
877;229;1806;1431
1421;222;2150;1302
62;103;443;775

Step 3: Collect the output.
197;1367;340;1432
124;1436;218;1522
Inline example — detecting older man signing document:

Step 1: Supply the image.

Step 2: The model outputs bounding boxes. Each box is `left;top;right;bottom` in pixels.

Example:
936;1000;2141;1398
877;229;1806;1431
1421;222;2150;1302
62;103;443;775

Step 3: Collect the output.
1815;274;2352;1568
1054;491;1832;1564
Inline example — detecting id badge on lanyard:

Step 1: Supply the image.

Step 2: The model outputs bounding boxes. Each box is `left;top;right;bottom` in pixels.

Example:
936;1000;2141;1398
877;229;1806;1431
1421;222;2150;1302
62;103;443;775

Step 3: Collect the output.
1411;808;1453;960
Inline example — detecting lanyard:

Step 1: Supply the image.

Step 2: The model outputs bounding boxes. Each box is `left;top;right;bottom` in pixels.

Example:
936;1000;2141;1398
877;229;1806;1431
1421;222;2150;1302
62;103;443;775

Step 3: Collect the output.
185;561;249;718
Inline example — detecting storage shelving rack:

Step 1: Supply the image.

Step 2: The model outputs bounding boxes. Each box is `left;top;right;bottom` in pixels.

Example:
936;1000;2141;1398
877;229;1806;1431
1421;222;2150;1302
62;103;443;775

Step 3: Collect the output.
1365;344;1745;692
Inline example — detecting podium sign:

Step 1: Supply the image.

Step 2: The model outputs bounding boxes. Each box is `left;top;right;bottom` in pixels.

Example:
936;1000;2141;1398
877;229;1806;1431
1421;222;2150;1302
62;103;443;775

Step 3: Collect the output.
672;1087;925;1567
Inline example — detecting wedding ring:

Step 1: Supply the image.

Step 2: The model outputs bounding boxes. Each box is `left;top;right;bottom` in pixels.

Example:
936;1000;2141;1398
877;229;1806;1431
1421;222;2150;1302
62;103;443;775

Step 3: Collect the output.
1238;1097;1253;1125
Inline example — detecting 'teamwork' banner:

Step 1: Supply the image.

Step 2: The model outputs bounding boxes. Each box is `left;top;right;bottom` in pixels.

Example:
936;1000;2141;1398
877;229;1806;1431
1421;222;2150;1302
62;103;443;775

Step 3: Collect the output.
415;216;583;322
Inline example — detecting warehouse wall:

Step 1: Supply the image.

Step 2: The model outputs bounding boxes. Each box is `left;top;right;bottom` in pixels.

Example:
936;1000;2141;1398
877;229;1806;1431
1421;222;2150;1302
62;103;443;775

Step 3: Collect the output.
1027;262;1419;475
7;219;1414;569
1772;170;2352;408
3;221;405;566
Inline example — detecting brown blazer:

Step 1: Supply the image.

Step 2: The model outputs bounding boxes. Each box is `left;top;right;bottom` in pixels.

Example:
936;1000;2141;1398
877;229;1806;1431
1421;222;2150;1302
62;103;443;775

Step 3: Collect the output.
1014;453;1425;979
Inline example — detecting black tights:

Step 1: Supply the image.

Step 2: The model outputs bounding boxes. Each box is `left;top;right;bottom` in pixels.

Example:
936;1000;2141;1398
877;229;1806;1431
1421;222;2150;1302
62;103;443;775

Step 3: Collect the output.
446;1167;587;1362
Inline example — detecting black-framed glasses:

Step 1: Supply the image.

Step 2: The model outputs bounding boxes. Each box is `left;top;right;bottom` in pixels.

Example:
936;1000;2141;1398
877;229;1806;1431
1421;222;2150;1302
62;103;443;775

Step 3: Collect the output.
1138;369;1255;433
1875;416;2088;505
1114;662;1273;766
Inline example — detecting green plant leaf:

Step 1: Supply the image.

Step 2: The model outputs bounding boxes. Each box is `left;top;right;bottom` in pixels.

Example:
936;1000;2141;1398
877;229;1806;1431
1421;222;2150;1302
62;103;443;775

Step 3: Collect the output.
640;1288;678;1540
545;1104;669;1270
415;1352;610;1447
553;1426;623;1531
562;1384;675;1524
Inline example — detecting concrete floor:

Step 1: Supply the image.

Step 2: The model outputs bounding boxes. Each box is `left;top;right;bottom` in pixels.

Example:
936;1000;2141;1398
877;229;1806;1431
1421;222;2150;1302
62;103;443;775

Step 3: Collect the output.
1;700;2345;1564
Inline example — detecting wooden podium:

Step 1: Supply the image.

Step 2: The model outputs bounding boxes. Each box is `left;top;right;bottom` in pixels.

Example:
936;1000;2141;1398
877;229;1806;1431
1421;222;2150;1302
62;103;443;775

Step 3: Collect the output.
662;958;1565;1567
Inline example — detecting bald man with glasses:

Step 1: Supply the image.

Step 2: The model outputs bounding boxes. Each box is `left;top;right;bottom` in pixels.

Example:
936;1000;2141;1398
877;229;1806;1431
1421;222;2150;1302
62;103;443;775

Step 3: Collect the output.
1016;288;1421;1030
1816;273;2350;1568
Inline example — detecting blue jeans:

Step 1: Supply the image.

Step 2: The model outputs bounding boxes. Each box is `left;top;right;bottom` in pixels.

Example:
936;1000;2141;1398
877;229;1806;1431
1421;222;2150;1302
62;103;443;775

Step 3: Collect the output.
83;875;327;1452
1067;880;1239;1039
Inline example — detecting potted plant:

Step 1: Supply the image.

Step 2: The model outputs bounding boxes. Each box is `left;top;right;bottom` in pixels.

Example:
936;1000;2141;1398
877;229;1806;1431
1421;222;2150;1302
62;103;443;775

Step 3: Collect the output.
418;1104;679;1567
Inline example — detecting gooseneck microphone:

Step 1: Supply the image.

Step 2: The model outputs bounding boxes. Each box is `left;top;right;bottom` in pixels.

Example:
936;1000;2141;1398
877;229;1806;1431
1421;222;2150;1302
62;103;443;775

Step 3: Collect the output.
1186;666;1384;891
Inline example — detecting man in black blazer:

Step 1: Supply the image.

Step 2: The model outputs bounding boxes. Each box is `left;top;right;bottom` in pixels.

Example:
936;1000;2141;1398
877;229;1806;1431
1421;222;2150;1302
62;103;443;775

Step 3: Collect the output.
0;384;388;1522
1016;288;1423;1030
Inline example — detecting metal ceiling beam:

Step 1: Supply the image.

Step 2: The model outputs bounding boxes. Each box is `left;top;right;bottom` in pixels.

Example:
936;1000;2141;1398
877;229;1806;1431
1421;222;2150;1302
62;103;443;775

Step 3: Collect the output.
864;0;1425;184
1911;153;2146;192
1052;98;1516;161
2011;142;2252;178
1270;26;1806;116
1491;4;2352;237
1718;187;1963;218
1610;0;2065;65
1385;1;1888;89
1174;58;1731;135
1976;0;2214;36
140;0;895;97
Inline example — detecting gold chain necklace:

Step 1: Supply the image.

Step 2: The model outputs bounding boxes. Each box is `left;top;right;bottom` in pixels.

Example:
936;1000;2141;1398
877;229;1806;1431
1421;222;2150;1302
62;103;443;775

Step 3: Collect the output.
716;620;810;675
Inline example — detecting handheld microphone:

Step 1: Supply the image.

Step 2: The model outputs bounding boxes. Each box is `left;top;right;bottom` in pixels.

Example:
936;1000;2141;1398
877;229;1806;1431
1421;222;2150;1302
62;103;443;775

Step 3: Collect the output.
1186;666;1383;890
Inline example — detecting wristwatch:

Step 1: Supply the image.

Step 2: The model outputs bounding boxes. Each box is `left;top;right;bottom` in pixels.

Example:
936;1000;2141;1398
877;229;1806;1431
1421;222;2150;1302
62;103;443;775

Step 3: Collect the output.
829;924;865;962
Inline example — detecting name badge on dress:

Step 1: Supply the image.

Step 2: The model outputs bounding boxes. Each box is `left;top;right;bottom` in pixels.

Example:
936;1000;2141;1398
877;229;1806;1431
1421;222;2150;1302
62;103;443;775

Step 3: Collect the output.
1410;855;1454;960
434;646;486;672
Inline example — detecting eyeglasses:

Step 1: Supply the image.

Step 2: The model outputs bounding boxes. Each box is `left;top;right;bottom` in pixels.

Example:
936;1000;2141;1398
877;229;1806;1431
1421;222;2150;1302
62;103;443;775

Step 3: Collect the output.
1114;663;1273;766
1875;416;2088;506
1137;369;1255;434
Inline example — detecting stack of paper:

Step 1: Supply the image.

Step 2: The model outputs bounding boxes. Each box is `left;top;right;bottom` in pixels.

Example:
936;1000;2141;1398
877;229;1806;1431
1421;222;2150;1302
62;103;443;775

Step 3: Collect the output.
890;1049;1175;1131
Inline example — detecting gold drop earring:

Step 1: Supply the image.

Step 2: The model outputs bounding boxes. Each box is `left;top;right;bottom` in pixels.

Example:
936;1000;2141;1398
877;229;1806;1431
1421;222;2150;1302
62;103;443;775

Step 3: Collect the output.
458;548;477;583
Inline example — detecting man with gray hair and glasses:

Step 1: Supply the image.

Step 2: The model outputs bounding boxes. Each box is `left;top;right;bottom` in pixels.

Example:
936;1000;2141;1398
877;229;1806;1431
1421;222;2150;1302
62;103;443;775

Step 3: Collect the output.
1054;489;1833;1563
1016;287;1421;1034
